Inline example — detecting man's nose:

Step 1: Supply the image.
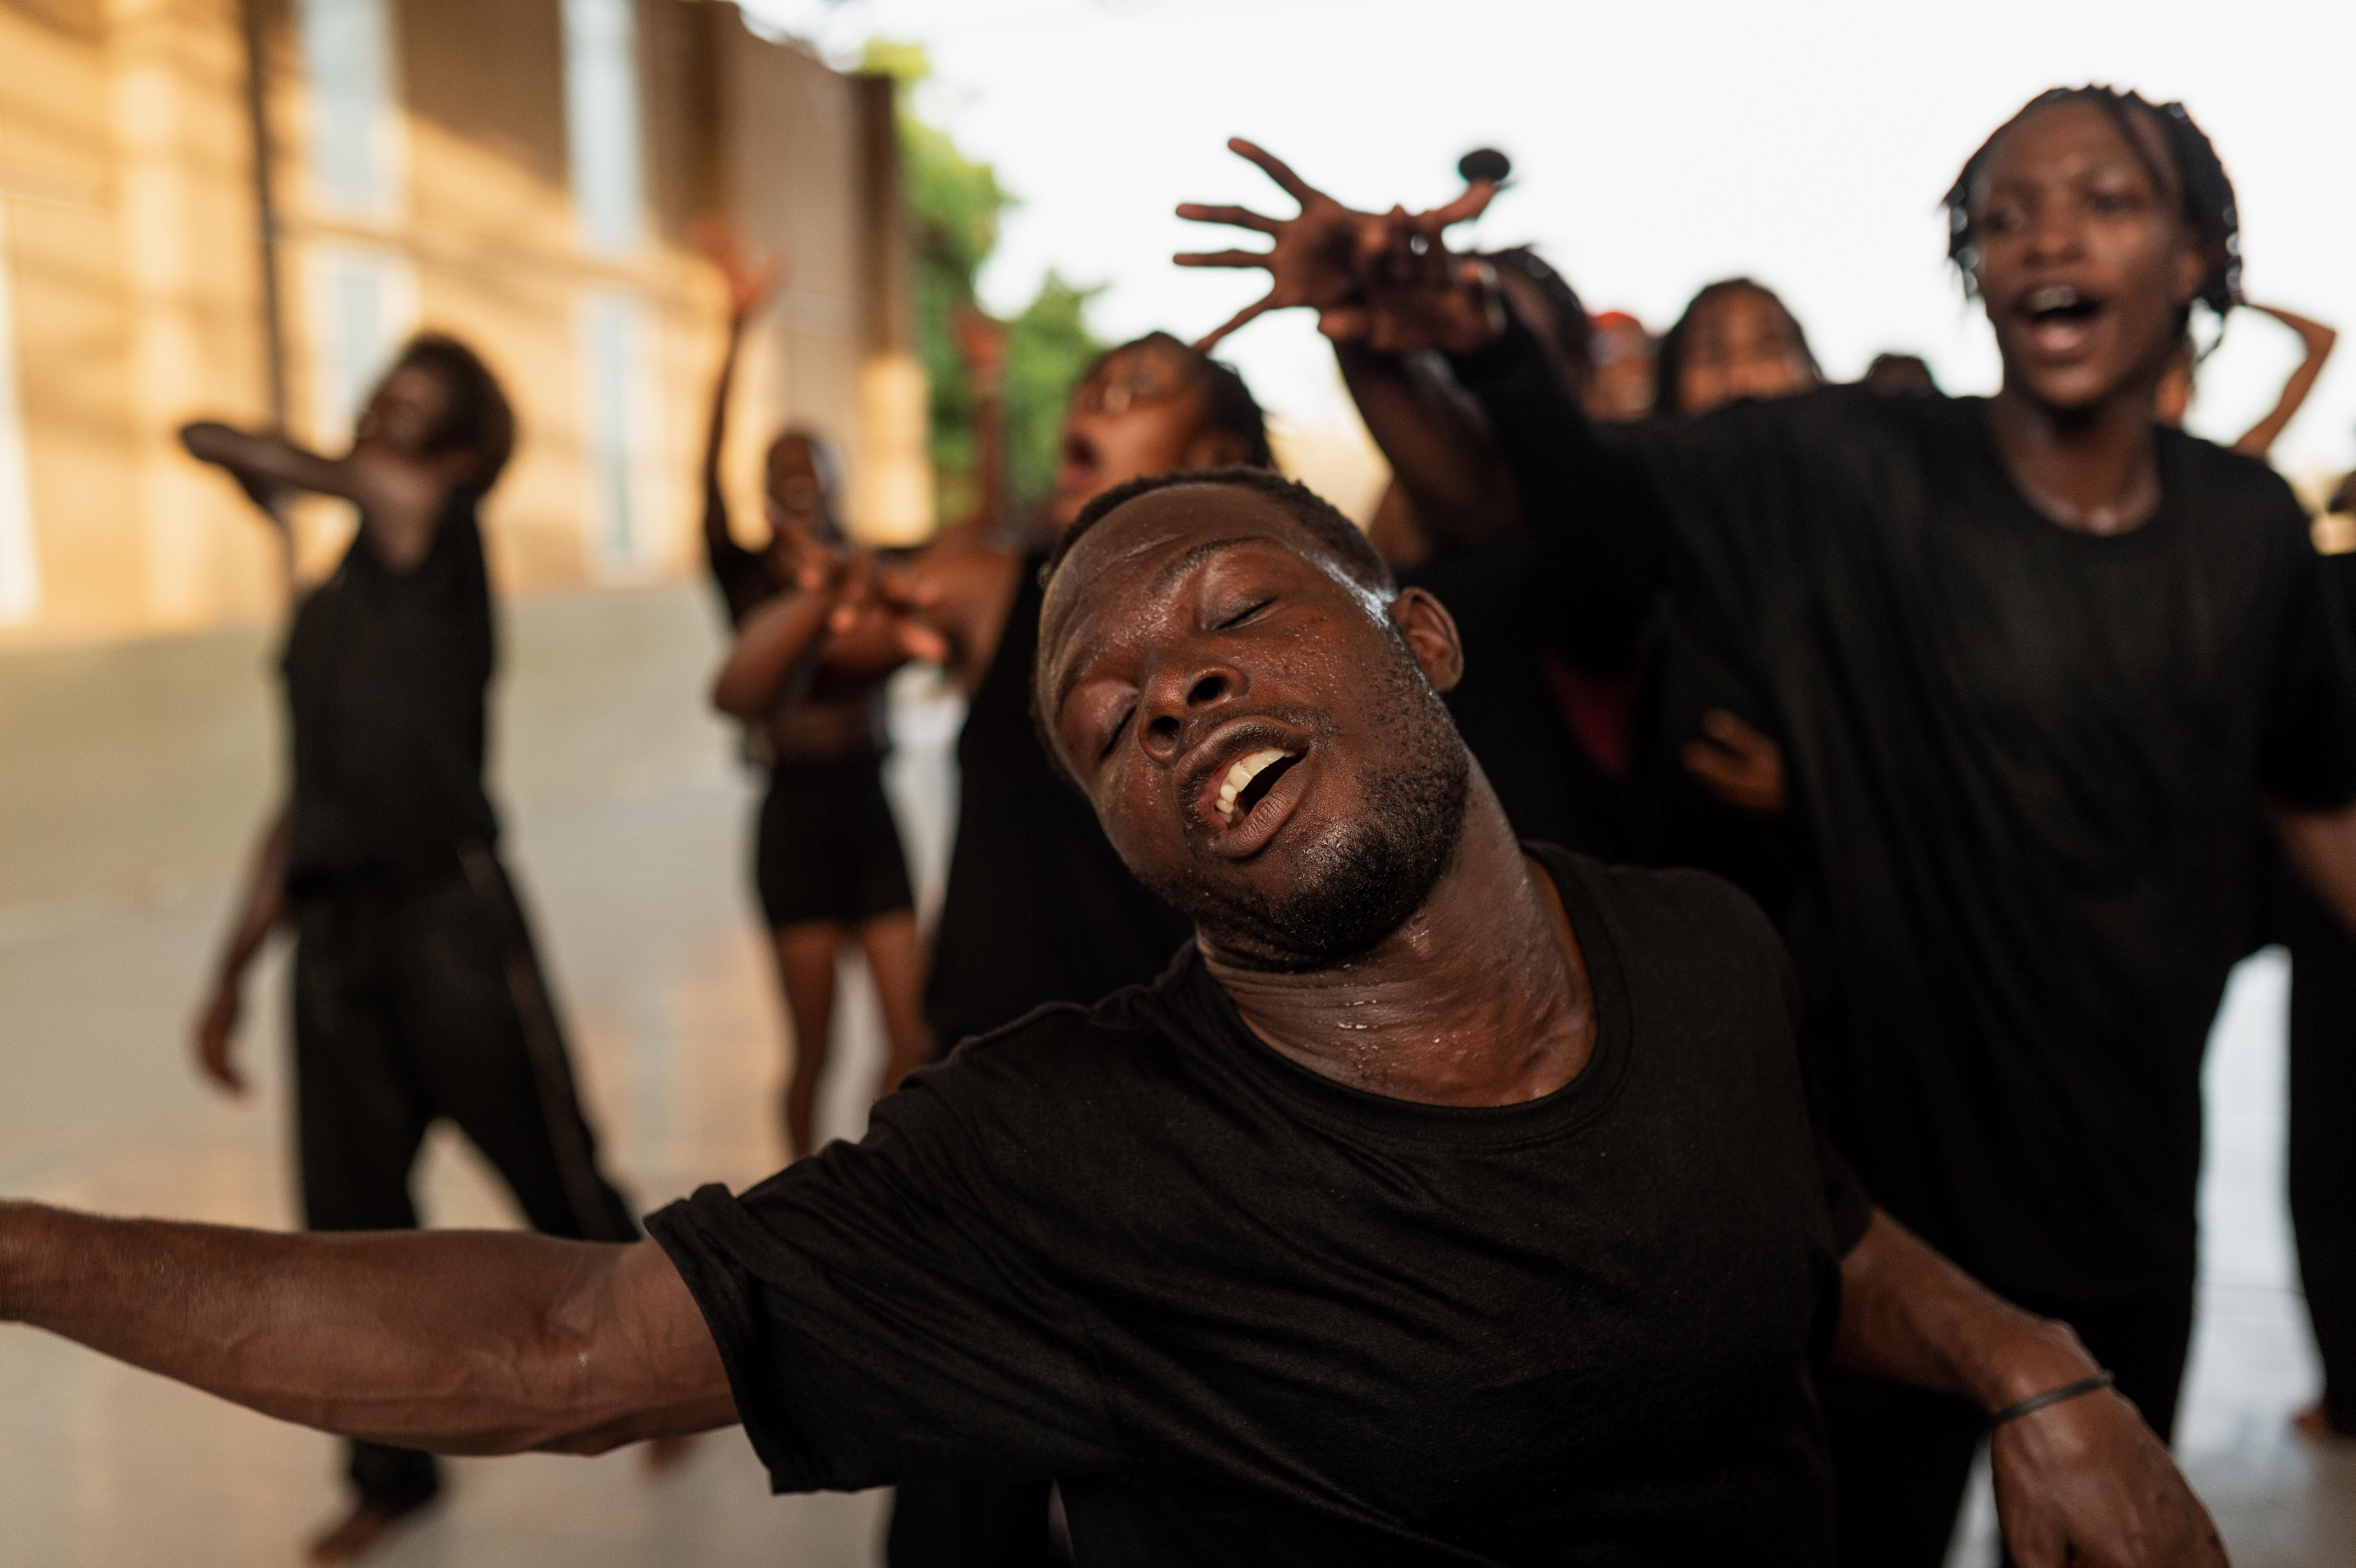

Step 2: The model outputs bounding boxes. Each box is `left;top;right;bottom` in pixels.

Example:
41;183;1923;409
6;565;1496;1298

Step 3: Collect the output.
1138;660;1244;765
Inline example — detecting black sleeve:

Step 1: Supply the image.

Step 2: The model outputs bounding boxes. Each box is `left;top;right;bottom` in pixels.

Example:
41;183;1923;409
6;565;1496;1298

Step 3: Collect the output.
2258;539;2356;810
648;1078;1124;1492
1446;319;1675;669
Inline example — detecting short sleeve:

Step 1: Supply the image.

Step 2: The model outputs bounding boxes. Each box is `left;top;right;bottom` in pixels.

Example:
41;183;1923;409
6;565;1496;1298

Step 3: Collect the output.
647;1075;1123;1493
2258;544;2356;810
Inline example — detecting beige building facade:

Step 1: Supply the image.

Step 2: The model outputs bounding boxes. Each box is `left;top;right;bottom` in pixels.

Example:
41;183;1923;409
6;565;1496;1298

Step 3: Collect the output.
0;0;923;648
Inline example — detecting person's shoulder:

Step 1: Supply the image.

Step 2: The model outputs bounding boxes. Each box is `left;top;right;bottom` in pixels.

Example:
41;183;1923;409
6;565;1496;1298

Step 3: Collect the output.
2159;425;2310;532
1528;844;1787;992
922;960;1195;1105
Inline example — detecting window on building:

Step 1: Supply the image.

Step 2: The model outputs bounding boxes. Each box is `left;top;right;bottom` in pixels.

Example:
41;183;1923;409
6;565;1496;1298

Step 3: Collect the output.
305;244;417;446
561;0;645;254
0;205;41;624
298;0;403;215
577;289;662;572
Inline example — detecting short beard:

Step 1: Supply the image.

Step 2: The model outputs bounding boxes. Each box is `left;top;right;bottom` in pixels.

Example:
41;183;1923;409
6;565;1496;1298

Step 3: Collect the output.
1144;633;1471;973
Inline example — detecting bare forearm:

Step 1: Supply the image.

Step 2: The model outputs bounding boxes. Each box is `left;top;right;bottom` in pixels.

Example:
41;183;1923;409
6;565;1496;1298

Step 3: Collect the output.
1832;1210;2097;1412
1335;344;1518;547
2235;311;2336;458
0;1205;726;1455
713;591;836;719
215;805;291;981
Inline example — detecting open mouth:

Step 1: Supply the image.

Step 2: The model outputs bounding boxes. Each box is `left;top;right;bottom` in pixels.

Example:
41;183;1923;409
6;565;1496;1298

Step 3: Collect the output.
2019;284;2102;356
1216;747;1300;825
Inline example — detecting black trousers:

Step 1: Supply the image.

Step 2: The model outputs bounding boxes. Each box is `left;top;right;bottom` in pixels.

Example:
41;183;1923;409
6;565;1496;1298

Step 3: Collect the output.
1824;1281;2194;1567
293;850;639;1512
2278;868;2356;1432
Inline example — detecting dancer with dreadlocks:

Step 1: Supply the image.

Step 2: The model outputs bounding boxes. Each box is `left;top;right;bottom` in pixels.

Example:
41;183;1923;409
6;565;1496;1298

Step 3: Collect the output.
1180;88;2356;1561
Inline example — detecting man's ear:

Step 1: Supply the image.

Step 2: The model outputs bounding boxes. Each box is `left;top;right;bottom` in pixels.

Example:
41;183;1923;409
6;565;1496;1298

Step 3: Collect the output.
1179;427;1255;469
1389;587;1464;695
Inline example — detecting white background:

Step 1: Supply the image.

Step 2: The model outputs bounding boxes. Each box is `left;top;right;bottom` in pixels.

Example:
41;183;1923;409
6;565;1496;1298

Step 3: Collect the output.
747;0;2356;486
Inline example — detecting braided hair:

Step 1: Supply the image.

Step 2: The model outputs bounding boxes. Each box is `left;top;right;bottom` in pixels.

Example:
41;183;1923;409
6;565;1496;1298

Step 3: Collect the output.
1942;87;2241;332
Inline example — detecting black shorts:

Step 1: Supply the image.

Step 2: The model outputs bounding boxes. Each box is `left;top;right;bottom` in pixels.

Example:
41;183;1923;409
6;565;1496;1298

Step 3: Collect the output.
754;754;915;930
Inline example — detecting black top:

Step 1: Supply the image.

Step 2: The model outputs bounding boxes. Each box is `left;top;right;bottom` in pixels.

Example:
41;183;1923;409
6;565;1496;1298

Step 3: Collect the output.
282;492;500;897
707;512;782;629
1454;320;2356;1301
922;550;1193;1049
653;847;1871;1567
1396;534;1634;858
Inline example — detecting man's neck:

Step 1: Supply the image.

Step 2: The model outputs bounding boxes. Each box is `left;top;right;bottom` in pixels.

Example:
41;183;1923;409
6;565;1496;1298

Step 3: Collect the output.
1203;788;1594;1108
1986;378;2163;538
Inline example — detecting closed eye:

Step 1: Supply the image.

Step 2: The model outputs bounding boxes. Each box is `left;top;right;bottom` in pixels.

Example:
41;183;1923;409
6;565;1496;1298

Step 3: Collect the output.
1217;598;1274;630
1099;706;1134;760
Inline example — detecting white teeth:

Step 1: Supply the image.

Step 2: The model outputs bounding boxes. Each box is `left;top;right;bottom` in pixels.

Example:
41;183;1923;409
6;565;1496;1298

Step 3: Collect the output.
2026;284;2084;313
1214;748;1289;823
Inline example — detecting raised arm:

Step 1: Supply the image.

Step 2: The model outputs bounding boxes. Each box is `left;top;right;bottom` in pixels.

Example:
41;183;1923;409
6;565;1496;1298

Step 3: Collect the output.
180;423;454;573
696;229;784;625
2233;305;2337;459
1175;142;1670;665
1834;1211;2224;1567
1333;343;1524;553
712;549;949;721
0;1205;732;1455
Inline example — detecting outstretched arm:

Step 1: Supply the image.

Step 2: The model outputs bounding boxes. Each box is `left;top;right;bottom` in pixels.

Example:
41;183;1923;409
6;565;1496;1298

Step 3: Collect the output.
2234;305;2336;459
1836;1211;2224;1567
1175;143;1668;664
179;423;451;572
0;1206;734;1454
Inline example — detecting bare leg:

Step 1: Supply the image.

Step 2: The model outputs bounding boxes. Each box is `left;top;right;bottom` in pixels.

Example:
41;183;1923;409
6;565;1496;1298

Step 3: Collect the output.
855;910;933;1103
771;922;843;1159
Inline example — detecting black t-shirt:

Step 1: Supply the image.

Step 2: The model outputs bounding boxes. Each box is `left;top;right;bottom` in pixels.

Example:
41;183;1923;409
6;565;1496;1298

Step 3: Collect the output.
653;847;1871;1566
281;492;500;897
922;550;1193;1049
1455;322;2356;1301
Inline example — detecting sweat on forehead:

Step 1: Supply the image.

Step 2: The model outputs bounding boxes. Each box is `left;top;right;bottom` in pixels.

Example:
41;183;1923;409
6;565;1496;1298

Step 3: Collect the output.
1038;478;1391;653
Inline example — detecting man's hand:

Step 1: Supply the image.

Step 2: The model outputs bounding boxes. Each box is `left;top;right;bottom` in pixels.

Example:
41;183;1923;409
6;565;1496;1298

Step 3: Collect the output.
193;977;247;1097
828;553;949;666
1991;1384;2227;1566
1176;140;1504;355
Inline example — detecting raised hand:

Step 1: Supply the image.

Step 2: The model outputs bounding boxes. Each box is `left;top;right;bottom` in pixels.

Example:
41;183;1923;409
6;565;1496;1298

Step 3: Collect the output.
1176;140;1504;354
694;220;785;326
1175;140;1397;351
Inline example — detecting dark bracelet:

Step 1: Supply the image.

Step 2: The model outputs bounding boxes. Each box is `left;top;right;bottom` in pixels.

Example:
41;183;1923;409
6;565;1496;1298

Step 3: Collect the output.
1989;1371;2116;1428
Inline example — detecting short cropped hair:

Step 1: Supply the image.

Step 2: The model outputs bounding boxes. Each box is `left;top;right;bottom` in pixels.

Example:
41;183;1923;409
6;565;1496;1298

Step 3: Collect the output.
1043;466;1395;601
390;333;516;491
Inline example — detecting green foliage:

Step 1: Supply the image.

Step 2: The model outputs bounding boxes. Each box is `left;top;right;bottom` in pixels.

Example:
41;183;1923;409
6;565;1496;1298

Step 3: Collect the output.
862;40;1105;527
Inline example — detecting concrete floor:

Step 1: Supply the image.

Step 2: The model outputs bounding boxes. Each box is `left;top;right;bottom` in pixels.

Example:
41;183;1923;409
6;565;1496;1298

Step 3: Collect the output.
1;583;2351;1565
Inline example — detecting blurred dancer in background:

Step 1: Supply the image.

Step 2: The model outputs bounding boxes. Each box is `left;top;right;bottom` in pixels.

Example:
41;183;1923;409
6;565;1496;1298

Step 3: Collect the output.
181;335;644;1563
1180;86;2356;1562
698;234;929;1160
722;327;1273;1568
1583;309;1657;421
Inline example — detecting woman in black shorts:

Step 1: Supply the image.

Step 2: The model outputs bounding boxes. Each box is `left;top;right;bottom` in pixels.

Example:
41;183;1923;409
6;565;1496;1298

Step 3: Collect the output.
698;237;928;1159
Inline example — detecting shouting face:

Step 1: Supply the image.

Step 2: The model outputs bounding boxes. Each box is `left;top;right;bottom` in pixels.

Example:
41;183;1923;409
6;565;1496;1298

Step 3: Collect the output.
1969;98;2204;414
1037;481;1471;971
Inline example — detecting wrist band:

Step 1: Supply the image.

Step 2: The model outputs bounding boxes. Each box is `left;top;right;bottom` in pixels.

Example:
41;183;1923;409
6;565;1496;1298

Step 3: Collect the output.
1990;1371;2116;1428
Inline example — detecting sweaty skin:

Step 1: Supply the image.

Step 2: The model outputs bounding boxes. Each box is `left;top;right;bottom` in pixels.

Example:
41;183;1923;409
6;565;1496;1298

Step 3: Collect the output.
0;478;2226;1568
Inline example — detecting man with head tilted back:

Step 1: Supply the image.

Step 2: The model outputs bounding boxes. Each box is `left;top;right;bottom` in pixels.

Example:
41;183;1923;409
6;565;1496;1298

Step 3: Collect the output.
2;470;2222;1565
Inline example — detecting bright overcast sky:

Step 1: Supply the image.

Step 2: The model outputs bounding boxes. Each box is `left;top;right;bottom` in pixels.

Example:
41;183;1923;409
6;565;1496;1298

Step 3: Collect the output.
747;0;2356;483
